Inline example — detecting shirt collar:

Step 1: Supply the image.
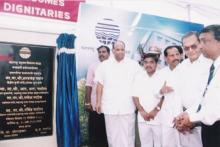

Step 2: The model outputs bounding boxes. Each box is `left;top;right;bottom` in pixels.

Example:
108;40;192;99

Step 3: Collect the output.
188;54;203;65
195;54;203;63
213;56;220;70
111;56;126;63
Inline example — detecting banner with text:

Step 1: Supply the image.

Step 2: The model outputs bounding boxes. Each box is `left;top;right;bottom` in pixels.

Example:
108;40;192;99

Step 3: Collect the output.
0;0;84;22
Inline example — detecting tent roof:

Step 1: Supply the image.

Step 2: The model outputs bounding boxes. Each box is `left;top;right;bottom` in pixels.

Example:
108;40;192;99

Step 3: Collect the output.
86;0;220;26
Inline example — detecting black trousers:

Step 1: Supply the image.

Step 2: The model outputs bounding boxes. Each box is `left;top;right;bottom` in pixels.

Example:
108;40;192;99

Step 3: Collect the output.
202;121;220;147
88;111;108;147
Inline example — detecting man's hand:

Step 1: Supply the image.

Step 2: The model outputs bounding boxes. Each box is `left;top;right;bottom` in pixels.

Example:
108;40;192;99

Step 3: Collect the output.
85;86;93;112
95;102;101;114
84;102;93;112
173;112;195;133
160;81;174;95
139;110;151;121
148;108;159;120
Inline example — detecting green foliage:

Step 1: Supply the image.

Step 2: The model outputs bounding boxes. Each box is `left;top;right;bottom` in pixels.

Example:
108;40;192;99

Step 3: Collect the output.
78;79;89;146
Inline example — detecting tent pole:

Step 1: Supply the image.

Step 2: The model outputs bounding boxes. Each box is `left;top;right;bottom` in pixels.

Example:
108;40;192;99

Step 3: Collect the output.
187;4;191;22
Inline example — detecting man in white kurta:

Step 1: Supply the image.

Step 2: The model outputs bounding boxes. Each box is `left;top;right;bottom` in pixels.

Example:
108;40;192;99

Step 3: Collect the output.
156;45;183;147
95;40;141;147
175;32;211;147
132;53;163;147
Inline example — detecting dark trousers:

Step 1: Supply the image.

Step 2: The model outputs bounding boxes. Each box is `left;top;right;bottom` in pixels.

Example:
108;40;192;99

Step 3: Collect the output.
88;111;108;147
202;121;220;147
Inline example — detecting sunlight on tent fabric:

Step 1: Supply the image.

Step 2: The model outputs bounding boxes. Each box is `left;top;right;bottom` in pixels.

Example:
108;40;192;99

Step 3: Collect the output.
86;0;220;26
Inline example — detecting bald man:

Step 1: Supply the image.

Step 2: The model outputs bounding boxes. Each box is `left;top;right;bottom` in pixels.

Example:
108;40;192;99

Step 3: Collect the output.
95;40;141;147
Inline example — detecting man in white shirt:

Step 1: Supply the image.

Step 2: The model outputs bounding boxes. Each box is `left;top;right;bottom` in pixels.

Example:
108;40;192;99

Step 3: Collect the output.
175;31;211;147
156;45;183;147
132;53;164;147
85;45;110;147
95;40;141;147
174;24;220;147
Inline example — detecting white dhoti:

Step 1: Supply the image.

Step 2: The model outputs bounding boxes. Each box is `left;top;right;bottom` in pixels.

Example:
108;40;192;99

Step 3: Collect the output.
138;123;161;147
180;127;202;147
104;114;135;147
162;126;181;147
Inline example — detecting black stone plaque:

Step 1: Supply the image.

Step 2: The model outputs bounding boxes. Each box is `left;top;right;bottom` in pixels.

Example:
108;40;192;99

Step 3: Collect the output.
0;42;54;140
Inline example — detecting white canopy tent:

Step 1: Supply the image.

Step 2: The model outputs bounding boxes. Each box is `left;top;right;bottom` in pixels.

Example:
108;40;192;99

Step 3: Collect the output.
86;0;220;26
0;1;219;147
0;0;219;37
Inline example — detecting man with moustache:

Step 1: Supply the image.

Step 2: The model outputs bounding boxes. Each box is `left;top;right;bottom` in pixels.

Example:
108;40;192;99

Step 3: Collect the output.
132;53;164;147
95;40;141;147
156;45;183;147
174;25;220;147
85;45;110;147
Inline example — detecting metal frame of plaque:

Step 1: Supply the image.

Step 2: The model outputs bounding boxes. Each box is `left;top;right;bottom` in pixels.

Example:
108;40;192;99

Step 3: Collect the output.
0;42;55;140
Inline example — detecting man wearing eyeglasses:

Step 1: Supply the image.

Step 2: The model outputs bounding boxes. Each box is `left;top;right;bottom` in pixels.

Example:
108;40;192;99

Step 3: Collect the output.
174;31;212;147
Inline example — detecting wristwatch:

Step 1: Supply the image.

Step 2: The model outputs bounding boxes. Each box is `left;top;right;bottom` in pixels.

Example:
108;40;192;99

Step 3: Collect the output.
85;102;91;106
